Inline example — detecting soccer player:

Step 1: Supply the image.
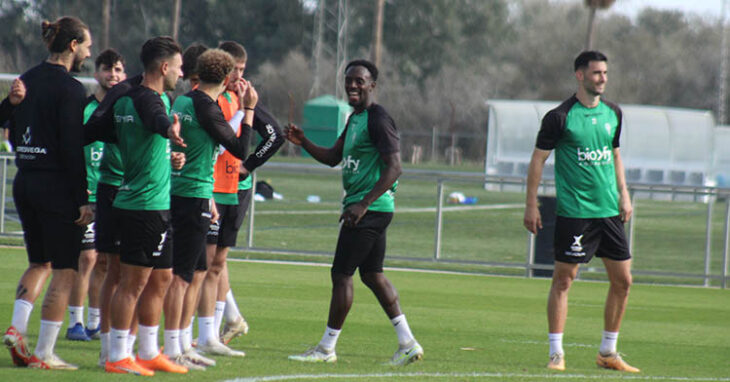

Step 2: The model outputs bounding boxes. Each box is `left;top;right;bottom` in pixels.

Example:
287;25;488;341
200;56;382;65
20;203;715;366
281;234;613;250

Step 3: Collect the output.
2;16;93;370
66;49;127;342
201;41;284;347
286;59;423;365
523;51;639;373
102;36;187;375
163;48;255;364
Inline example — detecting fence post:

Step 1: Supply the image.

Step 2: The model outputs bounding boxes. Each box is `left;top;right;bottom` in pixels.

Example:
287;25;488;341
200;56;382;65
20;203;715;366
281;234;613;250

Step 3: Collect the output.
704;195;714;287
431;126;438;161
246;171;257;248
433;180;444;261
627;189;636;255
526;232;535;278
0;157;6;234
721;198;730;289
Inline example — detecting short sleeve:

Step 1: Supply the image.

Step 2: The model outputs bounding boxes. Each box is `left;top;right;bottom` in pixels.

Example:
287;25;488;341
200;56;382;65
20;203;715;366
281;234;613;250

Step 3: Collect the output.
367;106;399;155
535;110;564;150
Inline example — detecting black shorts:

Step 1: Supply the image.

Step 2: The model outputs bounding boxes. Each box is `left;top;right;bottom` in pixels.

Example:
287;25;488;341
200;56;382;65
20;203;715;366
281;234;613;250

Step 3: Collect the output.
207;189;251;248
13;171;83;270
332;211;393;276
554;215;631;264
95;183;121;254
116;208;172;269
81;204;97;251
171;196;211;282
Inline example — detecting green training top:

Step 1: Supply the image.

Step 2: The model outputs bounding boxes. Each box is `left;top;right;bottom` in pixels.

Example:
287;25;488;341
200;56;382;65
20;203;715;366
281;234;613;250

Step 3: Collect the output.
112;86;173;211
536;95;622;218
340;104;400;212
83;97;103;202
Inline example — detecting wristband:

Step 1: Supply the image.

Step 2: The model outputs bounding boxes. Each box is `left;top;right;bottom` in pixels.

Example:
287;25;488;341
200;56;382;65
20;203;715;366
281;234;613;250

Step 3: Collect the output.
244;107;254;111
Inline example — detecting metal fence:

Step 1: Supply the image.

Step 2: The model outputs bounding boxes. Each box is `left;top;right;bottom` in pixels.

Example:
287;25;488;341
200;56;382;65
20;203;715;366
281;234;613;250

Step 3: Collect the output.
0;156;727;288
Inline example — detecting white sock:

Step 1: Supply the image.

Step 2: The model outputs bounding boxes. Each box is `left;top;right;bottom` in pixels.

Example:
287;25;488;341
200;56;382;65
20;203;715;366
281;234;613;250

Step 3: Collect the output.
11;299;33;334
318;326;340;351
87;307;101;330
224;290;242;323
109;328;129;363
100;332;110;362
198;316;216;346
390;314;416;347
599;331;619;355
127;334;137;356
549;332;564;356
214;301;226;333
137;324;160;360
33;320;62;359
180;323;192;352
163;329;182;357
68;306;84;326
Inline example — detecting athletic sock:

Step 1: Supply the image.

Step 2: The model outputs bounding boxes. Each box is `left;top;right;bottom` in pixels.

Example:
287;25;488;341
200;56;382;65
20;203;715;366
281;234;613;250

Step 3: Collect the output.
33;320;62;360
318;326;340;351
390;314;416;347
87;307;101;330
548;332;564;356
100;332;110;362
11;299;33;334
137;324;160;360
109;328;129;363
180;323;193;352
68;306;84;326
214;301;226;334
224;290;242;322
163;329;182;357
599;331;619;355
127;334;137;356
198;316;216;346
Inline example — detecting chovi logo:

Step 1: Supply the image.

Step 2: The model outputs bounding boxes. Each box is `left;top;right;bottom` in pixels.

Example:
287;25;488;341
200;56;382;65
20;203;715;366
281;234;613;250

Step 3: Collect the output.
577;146;612;163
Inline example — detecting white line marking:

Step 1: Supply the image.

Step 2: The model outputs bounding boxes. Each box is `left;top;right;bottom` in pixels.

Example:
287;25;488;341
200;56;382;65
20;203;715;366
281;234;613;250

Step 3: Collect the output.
500;339;595;348
256;203;523;215
226;372;730;382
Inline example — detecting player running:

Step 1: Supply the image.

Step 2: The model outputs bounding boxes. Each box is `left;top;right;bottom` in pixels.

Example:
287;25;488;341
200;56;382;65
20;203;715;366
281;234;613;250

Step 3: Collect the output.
286;59;423;366
2;16;93;370
163;48;254;365
523;51;639;373
66;49;127;342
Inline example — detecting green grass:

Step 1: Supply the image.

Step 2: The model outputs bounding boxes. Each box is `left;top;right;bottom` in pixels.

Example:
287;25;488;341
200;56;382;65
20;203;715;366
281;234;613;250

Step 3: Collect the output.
0;248;728;381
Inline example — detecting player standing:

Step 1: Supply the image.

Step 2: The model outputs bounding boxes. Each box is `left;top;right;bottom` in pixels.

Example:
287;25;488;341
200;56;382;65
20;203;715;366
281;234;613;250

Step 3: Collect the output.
66;49;126;342
523;51;639;373
2;16;93;370
286;59;423;365
102;36;187;375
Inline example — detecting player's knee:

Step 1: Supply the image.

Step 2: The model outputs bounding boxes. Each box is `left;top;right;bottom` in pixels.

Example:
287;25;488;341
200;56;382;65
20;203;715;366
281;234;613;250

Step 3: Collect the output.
29;262;52;272
78;251;96;270
551;274;574;292
331;272;352;288
612;273;632;294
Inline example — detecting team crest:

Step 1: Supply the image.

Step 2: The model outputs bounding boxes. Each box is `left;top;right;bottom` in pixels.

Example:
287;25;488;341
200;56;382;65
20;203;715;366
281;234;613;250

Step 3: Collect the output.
604;123;612;135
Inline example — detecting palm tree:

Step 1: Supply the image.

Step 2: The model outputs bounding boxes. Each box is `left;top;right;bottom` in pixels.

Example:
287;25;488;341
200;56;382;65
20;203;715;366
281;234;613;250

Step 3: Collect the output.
584;0;616;50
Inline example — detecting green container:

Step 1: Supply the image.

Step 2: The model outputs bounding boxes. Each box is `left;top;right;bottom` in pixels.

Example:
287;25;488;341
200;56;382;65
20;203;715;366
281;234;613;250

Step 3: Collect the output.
301;95;352;157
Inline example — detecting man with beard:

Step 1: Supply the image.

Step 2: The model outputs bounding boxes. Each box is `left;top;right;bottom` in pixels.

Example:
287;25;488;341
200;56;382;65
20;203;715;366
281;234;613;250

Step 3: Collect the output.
523;51;638;373
66;49;127;342
101;36;187;375
1;16;94;370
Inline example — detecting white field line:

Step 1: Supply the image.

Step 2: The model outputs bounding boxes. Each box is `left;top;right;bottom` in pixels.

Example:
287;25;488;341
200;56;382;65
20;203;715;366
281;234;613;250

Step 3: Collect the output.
255;203;523;215
226;372;730;382
500;339;595;348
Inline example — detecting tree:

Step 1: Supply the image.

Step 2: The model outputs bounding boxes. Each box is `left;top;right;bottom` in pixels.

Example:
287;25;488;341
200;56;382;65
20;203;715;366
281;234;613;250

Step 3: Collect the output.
584;0;616;50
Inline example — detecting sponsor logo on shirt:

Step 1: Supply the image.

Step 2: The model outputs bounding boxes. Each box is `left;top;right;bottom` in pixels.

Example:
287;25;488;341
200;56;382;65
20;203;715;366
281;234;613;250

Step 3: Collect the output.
89;146;104;163
342;155;360;172
173;111;193;123
115;115;135;123
577;145;612;165
17;126;48;158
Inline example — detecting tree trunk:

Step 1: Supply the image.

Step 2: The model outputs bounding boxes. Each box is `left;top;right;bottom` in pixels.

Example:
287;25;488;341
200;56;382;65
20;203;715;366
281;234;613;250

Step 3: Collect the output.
102;0;111;49
584;6;597;50
372;0;385;69
172;0;182;41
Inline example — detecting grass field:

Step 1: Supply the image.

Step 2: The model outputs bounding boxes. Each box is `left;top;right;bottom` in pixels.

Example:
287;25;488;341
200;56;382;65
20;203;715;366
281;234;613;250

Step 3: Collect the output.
0;247;728;381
